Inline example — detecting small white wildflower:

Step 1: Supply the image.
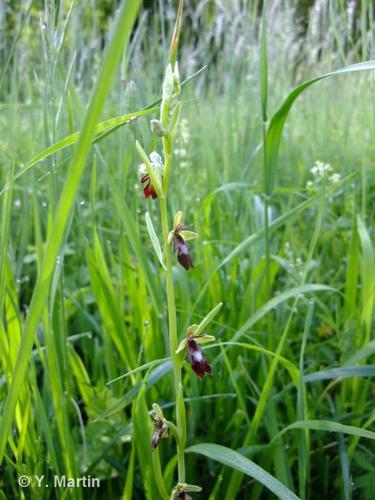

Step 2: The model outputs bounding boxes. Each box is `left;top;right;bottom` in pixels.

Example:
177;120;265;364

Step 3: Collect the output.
329;173;341;184
175;147;187;158
14;198;21;208
310;161;333;178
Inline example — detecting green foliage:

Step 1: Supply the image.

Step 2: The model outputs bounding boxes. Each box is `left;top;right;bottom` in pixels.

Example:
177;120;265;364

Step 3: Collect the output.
0;1;374;499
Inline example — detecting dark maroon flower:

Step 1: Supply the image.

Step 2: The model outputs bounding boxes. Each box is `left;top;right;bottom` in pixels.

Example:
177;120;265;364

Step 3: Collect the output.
186;337;212;379
177;492;192;500
141;173;158;200
173;223;195;270
173;230;193;270
151;416;168;450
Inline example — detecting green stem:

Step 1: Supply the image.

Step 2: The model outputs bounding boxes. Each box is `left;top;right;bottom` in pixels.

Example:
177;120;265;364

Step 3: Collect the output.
262;121;273;350
160;195;186;483
152;447;169;500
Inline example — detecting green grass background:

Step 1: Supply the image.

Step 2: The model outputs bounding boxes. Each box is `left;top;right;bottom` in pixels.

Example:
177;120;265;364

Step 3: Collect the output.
0;0;374;498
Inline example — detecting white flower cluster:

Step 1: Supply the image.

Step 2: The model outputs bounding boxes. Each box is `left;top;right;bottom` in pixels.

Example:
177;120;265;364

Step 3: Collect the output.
306;160;341;191
310;160;333;177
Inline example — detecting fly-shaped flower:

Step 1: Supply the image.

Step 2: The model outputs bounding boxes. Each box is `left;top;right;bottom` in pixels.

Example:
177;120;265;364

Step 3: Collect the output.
168;211;198;270
171;483;202;500
150;403;168;450
176;324;215;379
186;337;212;378
138;151;164;200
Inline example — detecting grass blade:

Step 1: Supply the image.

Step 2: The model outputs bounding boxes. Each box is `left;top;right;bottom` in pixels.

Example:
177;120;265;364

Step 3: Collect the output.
274;420;375;441
0;0;142;464
232;284;335;342
304;365;375;382
145;211;166;270
297;301;314;500
186;443;300;500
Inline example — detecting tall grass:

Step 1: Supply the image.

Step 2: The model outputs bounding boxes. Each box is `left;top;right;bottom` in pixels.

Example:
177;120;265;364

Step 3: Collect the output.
0;0;374;498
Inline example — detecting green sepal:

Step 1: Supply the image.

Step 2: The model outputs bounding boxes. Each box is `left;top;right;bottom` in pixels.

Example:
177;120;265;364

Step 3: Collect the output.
194;302;223;336
179;230;198;241
176;338;187;354
173;210;183;229
170;482;202;499
195;334;215;345
150;119;166;137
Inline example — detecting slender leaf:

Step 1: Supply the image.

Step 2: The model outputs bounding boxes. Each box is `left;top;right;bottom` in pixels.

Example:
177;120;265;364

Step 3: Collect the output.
274;420;375;442
304;365;375;383
145;211;166;270
187;443;300;500
345;340;375;365
233;284;335;342
97;361;172;419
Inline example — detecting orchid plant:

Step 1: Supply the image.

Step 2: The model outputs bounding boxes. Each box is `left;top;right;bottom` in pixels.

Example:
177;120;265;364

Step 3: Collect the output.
134;2;222;497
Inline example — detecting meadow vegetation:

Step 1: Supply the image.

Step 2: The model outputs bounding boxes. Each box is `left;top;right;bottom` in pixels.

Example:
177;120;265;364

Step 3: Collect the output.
0;0;374;498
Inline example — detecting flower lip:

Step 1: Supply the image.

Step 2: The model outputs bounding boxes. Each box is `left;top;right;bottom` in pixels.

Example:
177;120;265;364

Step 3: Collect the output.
173;233;193;270
138;155;163;200
172;222;195;271
151;417;168;449
141;173;158;199
186;336;212;379
177;492;191;500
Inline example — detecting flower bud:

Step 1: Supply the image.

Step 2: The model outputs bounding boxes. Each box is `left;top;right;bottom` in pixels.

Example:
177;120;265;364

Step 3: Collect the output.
151;403;168;450
162;64;174;102
150;119;167;137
